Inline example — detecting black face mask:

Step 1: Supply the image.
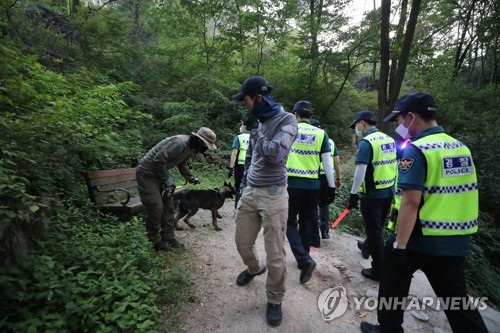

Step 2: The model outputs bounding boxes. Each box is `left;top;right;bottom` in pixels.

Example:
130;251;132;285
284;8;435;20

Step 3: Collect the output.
189;135;208;153
251;97;266;116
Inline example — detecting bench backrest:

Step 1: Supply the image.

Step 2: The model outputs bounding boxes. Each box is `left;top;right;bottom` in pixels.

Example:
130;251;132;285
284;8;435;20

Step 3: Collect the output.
85;168;139;206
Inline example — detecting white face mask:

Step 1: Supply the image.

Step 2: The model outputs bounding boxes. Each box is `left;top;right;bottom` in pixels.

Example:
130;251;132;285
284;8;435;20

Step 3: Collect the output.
395;115;413;140
239;125;246;133
355;122;363;138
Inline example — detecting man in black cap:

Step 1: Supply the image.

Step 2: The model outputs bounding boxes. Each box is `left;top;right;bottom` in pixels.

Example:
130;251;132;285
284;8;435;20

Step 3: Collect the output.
347;110;397;281
285;101;336;284
136;127;217;251
232;76;298;327
360;92;488;333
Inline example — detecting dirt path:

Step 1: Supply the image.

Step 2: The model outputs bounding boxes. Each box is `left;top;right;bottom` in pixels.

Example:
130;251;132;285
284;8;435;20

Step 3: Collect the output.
173;201;499;333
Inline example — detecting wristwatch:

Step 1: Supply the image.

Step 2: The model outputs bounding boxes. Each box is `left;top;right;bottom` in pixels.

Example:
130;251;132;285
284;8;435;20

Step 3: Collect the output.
393;241;406;250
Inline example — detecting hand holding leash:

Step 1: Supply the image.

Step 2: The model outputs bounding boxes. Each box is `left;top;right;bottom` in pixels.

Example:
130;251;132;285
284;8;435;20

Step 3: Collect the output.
161;178;176;198
189;177;201;185
227;167;234;178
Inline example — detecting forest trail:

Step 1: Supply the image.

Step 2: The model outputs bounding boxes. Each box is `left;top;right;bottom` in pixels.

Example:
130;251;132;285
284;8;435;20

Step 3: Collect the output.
171;201;499;333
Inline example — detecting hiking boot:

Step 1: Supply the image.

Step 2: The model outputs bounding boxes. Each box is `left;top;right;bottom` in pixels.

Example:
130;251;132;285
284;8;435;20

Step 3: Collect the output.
361;268;380;281
266;303;282;327
153;240;169;252
321;231;330;239
299;259;316;284
357;240;370;259
236;267;267;286
166;238;184;248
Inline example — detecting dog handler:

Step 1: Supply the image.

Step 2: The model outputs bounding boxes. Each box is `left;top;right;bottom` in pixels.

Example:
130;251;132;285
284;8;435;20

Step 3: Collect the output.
232;76;297;327
360;92;488;333
136;127;217;251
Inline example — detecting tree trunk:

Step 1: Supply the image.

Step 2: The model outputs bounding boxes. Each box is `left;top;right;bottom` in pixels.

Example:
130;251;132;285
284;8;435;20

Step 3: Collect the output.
371;0;377;84
378;0;422;133
377;0;391;130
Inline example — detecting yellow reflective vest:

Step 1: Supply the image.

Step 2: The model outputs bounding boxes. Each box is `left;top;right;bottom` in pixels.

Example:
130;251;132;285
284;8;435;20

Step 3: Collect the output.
359;132;397;194
237;133;250;165
412;133;478;236
286;122;325;179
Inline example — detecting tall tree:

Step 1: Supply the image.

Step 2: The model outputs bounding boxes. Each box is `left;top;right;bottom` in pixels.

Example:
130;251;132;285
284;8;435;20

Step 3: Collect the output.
378;0;422;131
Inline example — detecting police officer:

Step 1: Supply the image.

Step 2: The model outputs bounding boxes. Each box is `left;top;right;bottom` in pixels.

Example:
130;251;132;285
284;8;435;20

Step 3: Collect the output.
228;113;258;208
136;127;217;251
286;101;336;284
360;92;488;333
347;110;397;281
309;119;342;242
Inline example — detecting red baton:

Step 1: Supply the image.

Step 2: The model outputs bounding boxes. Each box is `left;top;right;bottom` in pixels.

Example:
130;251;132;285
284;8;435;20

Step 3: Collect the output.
331;208;350;229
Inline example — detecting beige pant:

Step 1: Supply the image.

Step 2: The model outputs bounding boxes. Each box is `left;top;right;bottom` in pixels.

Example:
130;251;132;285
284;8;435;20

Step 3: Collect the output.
235;185;288;304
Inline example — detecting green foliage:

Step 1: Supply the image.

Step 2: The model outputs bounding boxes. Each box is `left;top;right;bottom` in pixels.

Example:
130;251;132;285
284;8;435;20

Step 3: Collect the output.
334;153;365;235
0;202;194;332
1;0;499;324
0;38;148;207
467;212;500;306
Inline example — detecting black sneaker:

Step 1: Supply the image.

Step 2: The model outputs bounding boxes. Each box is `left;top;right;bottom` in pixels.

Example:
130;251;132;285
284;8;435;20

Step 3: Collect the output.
266;303;282;327
299;259;316;284
357;240;370;259
361;268;380;281
321;231;330;239
236;267;267;286
166;238;184;248
153;240;169;252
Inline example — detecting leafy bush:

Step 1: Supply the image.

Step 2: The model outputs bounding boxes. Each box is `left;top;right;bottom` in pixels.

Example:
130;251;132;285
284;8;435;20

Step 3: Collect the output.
467;212;500;307
0;201;194;332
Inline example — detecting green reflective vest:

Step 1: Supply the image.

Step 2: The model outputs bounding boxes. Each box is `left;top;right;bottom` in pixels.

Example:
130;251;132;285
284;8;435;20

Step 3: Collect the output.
237;133;250;165
412;133;478;236
319;138;335;175
286;122;325;179
359;132;397;194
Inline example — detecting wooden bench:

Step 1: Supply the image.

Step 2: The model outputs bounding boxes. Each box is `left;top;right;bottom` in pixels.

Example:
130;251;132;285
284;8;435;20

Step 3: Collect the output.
85;168;186;221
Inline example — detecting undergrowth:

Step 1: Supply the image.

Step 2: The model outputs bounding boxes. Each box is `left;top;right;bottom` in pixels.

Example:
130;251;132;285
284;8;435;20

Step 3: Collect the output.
0;200;195;332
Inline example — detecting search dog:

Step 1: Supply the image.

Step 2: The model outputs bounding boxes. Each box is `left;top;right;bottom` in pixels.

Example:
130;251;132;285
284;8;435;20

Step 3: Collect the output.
173;182;235;231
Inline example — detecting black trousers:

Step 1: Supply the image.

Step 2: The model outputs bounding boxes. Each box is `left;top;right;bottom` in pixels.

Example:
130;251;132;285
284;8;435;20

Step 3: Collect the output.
286;188;319;265
378;238;489;333
312;175;334;242
360;197;393;275
233;164;245;208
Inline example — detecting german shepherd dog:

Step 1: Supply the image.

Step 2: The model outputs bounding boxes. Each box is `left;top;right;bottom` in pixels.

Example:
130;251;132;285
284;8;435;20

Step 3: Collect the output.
173;182;235;231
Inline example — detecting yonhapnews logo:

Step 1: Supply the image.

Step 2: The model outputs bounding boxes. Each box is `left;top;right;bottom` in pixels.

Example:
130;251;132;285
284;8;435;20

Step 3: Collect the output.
317;286;349;321
317;285;489;321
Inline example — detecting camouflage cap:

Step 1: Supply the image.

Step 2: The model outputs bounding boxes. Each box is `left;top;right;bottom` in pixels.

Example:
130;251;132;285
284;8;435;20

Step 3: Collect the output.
192;127;217;150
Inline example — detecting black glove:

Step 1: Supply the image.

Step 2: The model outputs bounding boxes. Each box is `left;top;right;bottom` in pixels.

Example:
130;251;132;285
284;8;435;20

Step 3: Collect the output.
189;177;200;185
326;187;336;205
347;193;359;209
392;247;411;273
227;167;234;178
